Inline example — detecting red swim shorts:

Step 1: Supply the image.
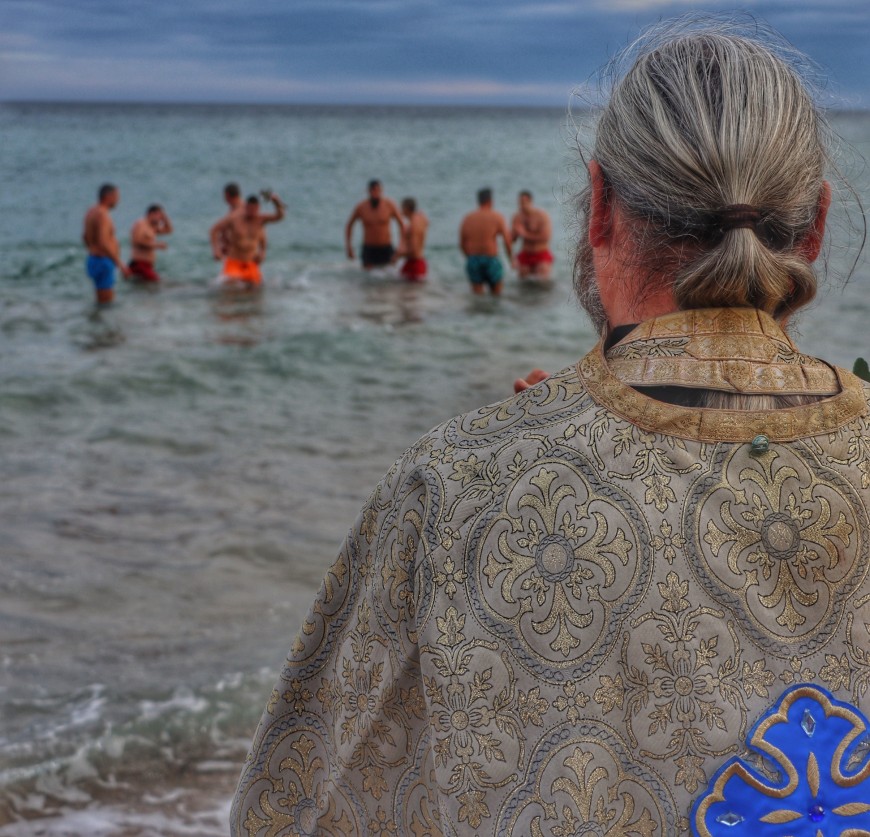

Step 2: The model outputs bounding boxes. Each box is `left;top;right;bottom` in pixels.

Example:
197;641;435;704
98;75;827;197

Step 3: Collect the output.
400;257;427;281
128;259;161;282
517;249;554;267
222;258;262;285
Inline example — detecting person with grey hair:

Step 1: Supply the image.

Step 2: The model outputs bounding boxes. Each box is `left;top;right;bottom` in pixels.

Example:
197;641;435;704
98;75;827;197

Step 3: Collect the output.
232;21;869;836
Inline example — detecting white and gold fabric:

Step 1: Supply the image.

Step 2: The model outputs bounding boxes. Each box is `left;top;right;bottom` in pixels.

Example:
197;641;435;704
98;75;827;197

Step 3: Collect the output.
232;308;870;836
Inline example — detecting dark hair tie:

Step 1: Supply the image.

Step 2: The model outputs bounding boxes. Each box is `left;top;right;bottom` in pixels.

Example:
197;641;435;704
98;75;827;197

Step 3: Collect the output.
717;204;763;231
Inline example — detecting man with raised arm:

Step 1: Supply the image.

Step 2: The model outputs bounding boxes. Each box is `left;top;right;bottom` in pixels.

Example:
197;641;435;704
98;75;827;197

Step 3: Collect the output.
511;190;553;280
345;179;405;269
210;193;285;287
210;183;284;262
128;204;173;282
459;187;513;295
233;22;870;836
82;183;131;304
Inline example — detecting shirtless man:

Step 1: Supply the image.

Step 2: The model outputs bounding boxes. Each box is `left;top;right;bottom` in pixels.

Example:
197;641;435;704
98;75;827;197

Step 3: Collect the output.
511;190;553;280
128;205;173;282
345;180;405;269
82;183;131;304
458;187;513;296
210;193;285;287
209;183;284;260
397;197;429;281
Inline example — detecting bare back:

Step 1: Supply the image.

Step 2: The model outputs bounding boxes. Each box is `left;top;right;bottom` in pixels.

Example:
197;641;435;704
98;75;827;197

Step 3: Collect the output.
403;212;429;259
460;207;510;257
83;205;119;260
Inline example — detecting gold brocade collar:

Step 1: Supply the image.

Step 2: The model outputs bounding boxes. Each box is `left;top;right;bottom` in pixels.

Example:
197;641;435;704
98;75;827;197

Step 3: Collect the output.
576;308;868;442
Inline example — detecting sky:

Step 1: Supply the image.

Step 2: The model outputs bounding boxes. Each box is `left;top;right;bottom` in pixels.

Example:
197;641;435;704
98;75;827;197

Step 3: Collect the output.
1;0;868;108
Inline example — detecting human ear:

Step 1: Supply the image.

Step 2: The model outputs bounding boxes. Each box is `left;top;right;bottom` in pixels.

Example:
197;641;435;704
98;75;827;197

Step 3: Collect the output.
798;181;831;263
588;160;613;248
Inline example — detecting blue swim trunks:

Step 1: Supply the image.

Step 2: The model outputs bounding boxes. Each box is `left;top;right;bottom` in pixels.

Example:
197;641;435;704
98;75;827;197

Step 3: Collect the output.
466;255;503;288
86;255;116;291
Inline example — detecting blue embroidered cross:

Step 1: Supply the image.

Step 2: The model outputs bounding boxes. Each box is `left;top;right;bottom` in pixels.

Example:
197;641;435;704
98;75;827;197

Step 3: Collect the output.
692;684;870;835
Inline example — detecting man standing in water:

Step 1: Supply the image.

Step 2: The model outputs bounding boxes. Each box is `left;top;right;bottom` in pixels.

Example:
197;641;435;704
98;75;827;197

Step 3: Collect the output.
397;197;429;281
128;204;173;282
210;183;285;262
209;182;243;261
82;183;130;304
511;190;554;280
210;193;285;287
459;187;513;295
345;180;405;269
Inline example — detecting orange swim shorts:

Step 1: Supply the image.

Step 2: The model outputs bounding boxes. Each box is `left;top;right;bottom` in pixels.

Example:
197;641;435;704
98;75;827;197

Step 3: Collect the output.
222;258;262;285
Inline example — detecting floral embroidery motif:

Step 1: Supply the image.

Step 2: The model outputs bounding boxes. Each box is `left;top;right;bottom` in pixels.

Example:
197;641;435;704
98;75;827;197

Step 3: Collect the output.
606;572;762;794
499;724;678;835
652;519;687;565
609;429;700;513
474;459;647;674
422;616;524;828
687;444;868;655
242;731;357;836
825;416;870;489
693;685;870;835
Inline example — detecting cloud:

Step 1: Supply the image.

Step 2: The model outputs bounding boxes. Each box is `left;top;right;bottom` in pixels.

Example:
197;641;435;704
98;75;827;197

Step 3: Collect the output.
0;0;867;106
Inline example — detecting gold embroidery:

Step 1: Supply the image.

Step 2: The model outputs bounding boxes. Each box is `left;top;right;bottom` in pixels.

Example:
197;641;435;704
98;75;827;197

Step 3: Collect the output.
688;444;867;650
577;309;867;442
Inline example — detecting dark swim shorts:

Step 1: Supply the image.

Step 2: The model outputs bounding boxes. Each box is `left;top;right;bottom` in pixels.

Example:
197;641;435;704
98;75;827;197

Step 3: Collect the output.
361;244;394;268
466;255;503;287
86;255;116;291
128;259;161;282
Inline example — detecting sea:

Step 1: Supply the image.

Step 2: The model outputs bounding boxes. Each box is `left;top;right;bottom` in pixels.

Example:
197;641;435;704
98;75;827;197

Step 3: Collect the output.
1;103;869;836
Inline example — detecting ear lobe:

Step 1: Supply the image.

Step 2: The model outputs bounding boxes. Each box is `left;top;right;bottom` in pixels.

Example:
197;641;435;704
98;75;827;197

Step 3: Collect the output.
588;160;613;248
798;181;831;263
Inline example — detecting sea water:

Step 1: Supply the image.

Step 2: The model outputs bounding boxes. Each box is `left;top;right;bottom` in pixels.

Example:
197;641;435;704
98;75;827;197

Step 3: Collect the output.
0;103;868;835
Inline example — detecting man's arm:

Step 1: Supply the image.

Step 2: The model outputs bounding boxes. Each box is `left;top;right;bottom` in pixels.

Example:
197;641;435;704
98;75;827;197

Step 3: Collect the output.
97;213;130;275
259;194;285;225
499;215;513;260
511;213;527;243
459;217;470;256
389;200;406;239
210;216;231;260
539;211;552;246
255;228;267;264
345;205;361;259
156;209;173;236
230;456;427;837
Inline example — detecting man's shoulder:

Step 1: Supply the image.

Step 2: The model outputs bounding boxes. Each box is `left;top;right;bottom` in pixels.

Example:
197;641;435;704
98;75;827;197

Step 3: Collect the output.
400;364;592;477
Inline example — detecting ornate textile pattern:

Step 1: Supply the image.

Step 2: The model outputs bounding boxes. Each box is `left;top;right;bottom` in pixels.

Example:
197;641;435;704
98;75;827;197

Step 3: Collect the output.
607;308;840;395
232;308;870;836
685;443;869;657
469;456;650;679
692;684;870;835
498;722;679;835
578;310;867;443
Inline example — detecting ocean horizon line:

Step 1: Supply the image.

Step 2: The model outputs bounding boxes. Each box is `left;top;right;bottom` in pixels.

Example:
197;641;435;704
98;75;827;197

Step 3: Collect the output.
4;99;869;116
0;99;585;114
